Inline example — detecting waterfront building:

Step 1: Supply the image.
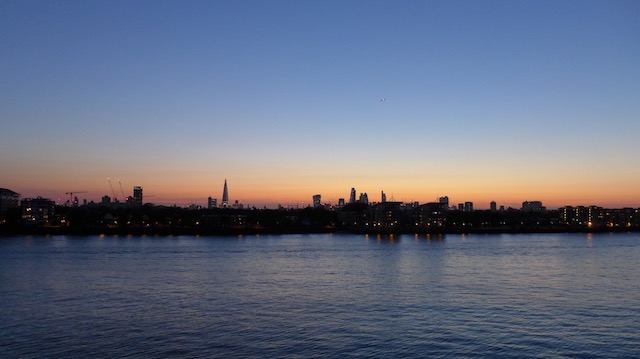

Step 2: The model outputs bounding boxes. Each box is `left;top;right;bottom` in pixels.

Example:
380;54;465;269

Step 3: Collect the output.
414;202;447;229
21;197;55;226
561;206;573;224
222;180;229;208
561;205;587;225
200;213;247;229
588;206;604;227
0;188;19;213
369;201;404;229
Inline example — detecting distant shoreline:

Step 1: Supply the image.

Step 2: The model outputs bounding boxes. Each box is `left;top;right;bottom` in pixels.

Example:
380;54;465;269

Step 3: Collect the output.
2;226;638;237
3;203;639;237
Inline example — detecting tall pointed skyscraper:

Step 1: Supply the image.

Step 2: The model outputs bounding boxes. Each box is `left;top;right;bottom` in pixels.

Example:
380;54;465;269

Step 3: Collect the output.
222;179;229;208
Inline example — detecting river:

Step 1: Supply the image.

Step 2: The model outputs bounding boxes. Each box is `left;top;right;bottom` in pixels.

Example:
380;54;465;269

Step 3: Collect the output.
1;233;639;357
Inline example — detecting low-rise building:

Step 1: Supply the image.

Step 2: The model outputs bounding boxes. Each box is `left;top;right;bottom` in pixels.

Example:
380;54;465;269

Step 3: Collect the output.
21;197;55;226
522;201;545;212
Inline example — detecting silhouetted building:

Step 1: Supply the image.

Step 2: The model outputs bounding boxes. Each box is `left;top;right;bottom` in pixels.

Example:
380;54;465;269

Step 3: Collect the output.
381;191;386;203
350;188;356;204
490;201;497;212
588;206;604;227
414;202;446;229
561;205;586;225
439;196;449;211
464;202;473;212
313;194;321;208
558;205;633;228
0;188;19;213
222;179;229;208
359;192;369;205
338;198;345;208
458;203;464;211
21;197;55;226
208;197;217;209
369;202;403;229
101;195;111;205
133;186;143;206
201;213;247;229
522;201;545;212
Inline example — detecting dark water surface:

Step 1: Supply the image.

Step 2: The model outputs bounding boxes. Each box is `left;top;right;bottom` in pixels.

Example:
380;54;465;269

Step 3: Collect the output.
1;233;639;358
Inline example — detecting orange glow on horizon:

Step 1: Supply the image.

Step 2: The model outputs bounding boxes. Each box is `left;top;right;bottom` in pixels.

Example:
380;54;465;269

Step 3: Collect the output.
5;163;639;209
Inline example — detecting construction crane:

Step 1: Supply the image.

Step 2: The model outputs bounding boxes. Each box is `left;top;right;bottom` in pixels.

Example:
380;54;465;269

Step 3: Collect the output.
64;191;88;206
107;177;117;200
118;180;126;201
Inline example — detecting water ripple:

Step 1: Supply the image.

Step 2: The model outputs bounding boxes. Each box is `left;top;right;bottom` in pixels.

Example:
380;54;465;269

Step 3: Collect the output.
1;233;639;357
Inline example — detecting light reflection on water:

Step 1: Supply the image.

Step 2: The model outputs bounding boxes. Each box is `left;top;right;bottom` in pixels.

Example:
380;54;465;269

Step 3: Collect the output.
1;233;639;357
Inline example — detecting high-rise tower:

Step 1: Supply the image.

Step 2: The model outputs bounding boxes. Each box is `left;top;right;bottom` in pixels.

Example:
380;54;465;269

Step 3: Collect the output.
133;186;143;206
349;188;356;203
222;179;229;208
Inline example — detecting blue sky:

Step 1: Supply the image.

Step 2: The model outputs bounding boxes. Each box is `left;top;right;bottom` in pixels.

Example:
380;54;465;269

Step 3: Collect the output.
1;0;639;208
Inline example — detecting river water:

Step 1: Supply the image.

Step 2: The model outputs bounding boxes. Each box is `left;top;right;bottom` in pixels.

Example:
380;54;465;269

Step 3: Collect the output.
1;233;639;357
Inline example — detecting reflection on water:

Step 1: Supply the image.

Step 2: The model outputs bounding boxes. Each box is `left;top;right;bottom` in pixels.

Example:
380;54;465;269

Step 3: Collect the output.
1;233;639;357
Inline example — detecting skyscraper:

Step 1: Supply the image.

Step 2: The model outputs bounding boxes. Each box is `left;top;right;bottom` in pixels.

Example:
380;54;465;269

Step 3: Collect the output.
208;196;217;209
222;180;229;208
349;188;356;203
133;186;143;206
464;201;473;212
381;191;386;203
313;194;321;208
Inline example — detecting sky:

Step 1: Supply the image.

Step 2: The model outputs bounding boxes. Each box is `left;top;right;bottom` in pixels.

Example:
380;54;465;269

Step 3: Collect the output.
1;0;639;209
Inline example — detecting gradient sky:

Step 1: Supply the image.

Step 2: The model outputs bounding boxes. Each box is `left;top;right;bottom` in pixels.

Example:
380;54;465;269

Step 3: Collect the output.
1;0;639;209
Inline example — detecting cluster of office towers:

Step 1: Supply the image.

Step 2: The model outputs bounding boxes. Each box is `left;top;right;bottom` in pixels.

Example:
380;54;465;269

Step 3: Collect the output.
207;179;232;209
